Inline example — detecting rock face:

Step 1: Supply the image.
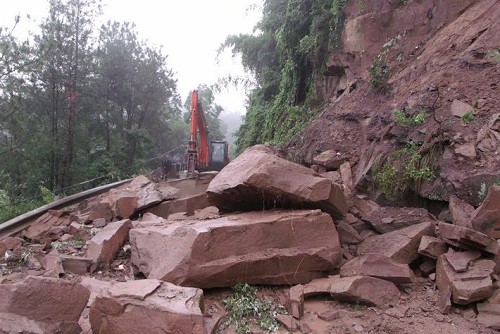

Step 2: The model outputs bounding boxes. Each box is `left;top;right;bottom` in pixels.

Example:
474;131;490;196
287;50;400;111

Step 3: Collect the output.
0;276;90;333
362;207;433;233
471;185;500;239
340;254;414;284
130;209;342;288
357;221;435;264
206;145;347;218
437;222;498;255
108;175;163;219
87;219;133;270
89;279;206;334
436;255;495;305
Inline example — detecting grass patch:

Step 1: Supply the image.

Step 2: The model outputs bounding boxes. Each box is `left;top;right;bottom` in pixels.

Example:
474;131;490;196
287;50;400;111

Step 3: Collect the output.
221;283;285;334
461;111;475;124
393;108;427;126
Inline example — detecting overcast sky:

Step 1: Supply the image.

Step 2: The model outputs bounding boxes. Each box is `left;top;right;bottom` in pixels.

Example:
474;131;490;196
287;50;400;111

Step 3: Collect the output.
0;0;262;115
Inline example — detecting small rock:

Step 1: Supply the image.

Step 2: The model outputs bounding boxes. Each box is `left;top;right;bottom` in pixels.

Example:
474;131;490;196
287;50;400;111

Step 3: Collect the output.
318;309;340;321
451;99;474;118
418;236;447;259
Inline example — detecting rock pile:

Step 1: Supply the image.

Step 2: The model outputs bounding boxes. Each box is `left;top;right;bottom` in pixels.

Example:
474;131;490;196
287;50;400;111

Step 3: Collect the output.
0;144;498;333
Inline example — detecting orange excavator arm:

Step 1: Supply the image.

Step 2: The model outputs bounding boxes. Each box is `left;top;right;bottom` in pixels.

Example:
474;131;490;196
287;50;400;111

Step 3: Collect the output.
188;90;209;174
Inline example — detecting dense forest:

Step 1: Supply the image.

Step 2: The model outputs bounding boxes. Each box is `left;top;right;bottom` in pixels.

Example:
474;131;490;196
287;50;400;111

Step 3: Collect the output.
0;0;226;221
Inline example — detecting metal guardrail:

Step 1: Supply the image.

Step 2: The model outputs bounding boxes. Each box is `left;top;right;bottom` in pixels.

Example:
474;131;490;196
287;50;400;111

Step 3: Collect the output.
0;179;132;239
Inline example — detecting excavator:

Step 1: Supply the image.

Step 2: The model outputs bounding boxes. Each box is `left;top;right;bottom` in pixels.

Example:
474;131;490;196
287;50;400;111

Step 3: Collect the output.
186;89;230;176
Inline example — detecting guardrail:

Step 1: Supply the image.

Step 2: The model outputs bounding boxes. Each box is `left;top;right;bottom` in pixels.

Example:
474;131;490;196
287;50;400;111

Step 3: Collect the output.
0;179;132;239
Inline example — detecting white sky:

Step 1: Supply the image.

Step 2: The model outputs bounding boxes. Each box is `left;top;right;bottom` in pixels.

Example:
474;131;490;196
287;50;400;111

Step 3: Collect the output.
0;0;262;115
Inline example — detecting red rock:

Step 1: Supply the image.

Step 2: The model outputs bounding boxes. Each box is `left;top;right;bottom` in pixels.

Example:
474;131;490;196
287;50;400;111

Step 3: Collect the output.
362;207;434;234
206;145;347;218
39;250;65;278
0;237;23;256
419;258;436;277
437;285;452;314
88;202;114;222
313;150;346;170
60;254;93;274
350;196;380;217
145;193;210;218
131;209;342;288
80;277;112;305
204;315;224;334
357;221;435;264
340;254;414;284
436;256;495;305
451;99;474;117
87;219;133;270
477;303;500;330
448;195;474;228
0;276;89;332
337;221;362;244
442;250;481;273
0;313;82;334
418;235;448;259
108;175;163;219
437;221;498;255
316;275;400;308
89;280;206;334
275;314;298;331
288;284;304;319
471;185;500;239
318;309;340;321
24;210;71;242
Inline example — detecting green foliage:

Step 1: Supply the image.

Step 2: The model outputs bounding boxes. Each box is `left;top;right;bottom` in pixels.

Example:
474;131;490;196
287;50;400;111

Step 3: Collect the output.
352;302;366;311
222;283;283;334
221;0;350;153
368;34;401;91
374;141;436;200
487;48;500;62
39;186;55;204
393;108;427;126
461;111;475;124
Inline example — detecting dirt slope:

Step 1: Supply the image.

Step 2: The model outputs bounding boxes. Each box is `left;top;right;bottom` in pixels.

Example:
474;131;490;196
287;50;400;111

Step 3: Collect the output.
287;0;499;207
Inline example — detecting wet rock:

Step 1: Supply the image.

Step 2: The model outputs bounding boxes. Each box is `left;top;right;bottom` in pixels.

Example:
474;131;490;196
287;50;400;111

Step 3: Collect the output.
288;284;304;319
145;193;210;218
340;254;414;284
24;210;71;242
60;255;93;274
437;221;498;255
130;209;342;288
451;99;474;118
304;275;400;308
420;258;437;277
313;150;346;170
418;236;448;259
436;255;495;305
275;314;298;331
89;279;206;334
206;145;347;218
477;303;500;330
437;285;452;314
87;219;133;271
108;175;163;219
357;221;436;264
362;207;433;234
471;185;500;239
0;237;23;256
448;195;474;228
442;249;481;273
455;142;476;159
337;221;362;244
0;276;89;333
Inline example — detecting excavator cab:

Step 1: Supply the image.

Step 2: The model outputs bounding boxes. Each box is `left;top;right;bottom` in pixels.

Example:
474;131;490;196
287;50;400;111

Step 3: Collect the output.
209;141;229;171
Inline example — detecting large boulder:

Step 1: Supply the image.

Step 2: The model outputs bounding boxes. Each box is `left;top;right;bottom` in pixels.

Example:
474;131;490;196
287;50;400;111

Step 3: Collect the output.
471;185;500;239
340;254;414;284
448;195;474;228
130;209;342;288
0;276;89;333
206;145;347;218
361;206;434;233
357;221;436;264
89;279;206;334
437;221;498;255
107;175;163;219
436;255;495;305
87;219;133;270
